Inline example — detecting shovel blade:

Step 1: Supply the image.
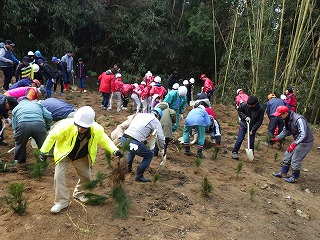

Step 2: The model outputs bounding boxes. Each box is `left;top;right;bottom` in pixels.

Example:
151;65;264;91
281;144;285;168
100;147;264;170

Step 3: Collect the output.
245;148;254;161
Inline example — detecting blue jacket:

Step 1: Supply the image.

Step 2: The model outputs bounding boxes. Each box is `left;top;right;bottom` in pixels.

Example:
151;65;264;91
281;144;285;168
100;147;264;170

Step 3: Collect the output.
40;98;75;121
9;79;32;90
185;107;211;127
266;98;287;118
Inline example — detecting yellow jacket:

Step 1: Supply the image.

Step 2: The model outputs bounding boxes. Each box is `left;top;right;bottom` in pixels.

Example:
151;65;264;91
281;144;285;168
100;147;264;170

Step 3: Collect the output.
40;118;118;165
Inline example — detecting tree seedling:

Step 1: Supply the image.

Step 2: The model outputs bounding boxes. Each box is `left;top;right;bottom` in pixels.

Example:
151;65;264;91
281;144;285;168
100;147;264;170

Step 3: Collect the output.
84;193;108;205
274;152;278;162
249;187;256;201
255;139;261;151
5;182;28;216
201;177;213;197
83;171;107;190
30;161;49;179
236;162;243;178
194;158;202;167
211;145;220;160
110;185;130;219
152;173;161;184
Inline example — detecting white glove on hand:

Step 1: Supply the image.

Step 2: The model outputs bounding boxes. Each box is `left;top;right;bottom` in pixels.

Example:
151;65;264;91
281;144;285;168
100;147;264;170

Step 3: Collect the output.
5;118;11;124
245;117;251;123
129;143;139;151
180;114;184;121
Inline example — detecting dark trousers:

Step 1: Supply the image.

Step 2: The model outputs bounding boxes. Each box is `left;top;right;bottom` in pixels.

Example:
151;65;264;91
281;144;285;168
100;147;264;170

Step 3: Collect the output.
14;122;47;163
0;119;4;142
54;76;64;93
232;124;256;153
154;138;171;156
1;66;13;90
268;116;284;136
102;92;110;107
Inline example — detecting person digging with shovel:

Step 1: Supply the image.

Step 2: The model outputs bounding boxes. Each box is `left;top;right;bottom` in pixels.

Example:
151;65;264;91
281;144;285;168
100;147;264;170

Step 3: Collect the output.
231;96;264;160
269;106;314;183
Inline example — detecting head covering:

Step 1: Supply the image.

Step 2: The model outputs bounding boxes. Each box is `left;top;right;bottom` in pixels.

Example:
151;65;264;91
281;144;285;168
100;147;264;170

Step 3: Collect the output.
236;89;243;95
154;76;161;83
146;71;152;77
247;96;258;105
27;51;34;56
183;80;189;85
32;79;41;87
267;93;276;100
5;96;18;110
5;40;13;45
51;56;58;62
178;86;188;97
189;78;195;84
74;106;95;128
286;86;293;93
200;74;206;79
37;86;46;96
37;59;44;64
23;56;30;63
140;81;146;85
280;94;286;100
172;83;179;90
34;50;42;57
116;73;122;78
273;106;289;117
152;94;160;100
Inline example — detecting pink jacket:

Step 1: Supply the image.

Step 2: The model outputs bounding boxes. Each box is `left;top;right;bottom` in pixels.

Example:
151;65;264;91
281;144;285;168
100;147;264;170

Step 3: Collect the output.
150;85;167;99
203;78;214;93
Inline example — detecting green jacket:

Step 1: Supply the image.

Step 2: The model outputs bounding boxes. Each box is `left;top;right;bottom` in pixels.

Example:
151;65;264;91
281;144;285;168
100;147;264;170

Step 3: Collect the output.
163;90;187;114
40;118;118;165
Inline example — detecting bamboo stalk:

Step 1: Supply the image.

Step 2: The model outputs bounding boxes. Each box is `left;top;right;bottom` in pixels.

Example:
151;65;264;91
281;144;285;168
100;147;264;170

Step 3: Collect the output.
212;0;217;81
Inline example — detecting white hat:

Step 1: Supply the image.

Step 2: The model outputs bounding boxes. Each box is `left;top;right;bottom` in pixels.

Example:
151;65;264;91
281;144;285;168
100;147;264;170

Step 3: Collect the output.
172;83;179;90
189;78;195;84
280;94;286;100
150;82;155;86
183;80;189;85
74;106;95;128
27;51;34;56
236;89;243;95
154;76;161;83
116;73;122;78
152;94;160;100
146;71;152;77
178;86;188;97
140;81;146;85
133;83;138;88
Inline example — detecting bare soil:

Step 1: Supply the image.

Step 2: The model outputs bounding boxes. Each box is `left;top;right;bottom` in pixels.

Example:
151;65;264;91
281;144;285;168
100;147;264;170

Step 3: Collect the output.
1;89;320;240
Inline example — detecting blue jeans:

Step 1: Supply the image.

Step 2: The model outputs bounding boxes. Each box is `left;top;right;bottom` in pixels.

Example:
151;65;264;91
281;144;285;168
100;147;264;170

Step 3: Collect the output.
45;79;55;98
101;92;110;107
232;124;255;153
120;136;153;170
268;116;284;136
64;71;71;84
78;77;86;88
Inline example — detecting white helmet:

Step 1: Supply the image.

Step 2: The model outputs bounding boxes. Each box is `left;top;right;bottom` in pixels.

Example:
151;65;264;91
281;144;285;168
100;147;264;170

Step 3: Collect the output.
178;86;188;96
140;81;146;85
116;73;122;78
133;83;138;88
150;82;155;86
172;83;179;90
74;106;95;128
189;78;195;84
154;76;161;83
28;51;34;56
280;94;286;100
236;89;243;95
183;80;189;85
32;64;40;73
146;71;152;77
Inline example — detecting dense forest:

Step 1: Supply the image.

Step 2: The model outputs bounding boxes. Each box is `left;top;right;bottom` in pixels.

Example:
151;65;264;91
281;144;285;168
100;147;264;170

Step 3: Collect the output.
1;0;320;123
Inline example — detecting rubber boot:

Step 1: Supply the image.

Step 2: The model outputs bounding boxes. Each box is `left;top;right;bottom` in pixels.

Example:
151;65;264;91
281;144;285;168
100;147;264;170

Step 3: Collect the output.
284;170;300;183
184;145;191;156
195;147;205;159
273;165;289;178
190;133;198;145
128;160;133;173
135;166;151;182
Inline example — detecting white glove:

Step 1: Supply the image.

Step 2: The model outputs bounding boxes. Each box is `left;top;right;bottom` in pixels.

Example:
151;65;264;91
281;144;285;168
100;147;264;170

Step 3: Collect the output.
5;118;11;124
129;143;139;151
245;117;251;123
160;155;167;167
180;114;184;121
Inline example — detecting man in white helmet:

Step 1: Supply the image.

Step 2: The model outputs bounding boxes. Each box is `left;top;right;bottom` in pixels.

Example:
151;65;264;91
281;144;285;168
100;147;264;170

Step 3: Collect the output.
164;86;188;131
39;106;123;213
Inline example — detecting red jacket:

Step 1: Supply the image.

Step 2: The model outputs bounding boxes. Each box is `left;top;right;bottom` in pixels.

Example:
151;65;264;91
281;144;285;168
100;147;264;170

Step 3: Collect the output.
114;78;124;92
98;71;115;93
205;107;217;119
203;78;214;93
150;85;167;99
122;84;133;96
285;93;297;112
140;86;150;100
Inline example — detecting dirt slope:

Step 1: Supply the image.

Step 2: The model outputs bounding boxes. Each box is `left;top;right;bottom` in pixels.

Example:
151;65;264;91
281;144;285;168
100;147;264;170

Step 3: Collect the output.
1;90;320;240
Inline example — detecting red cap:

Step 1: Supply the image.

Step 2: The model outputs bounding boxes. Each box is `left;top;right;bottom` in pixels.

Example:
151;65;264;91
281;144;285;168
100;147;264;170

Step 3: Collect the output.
273;106;289;117
200;74;206;79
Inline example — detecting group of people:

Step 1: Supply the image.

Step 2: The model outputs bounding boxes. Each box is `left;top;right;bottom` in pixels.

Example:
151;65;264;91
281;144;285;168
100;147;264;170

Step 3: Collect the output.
232;86;312;183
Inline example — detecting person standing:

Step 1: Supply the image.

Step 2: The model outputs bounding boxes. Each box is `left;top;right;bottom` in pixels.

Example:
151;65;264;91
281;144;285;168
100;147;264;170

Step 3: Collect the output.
265;93;287;138
120;108;165;182
167;70;180;91
0;94;18;145
0;40;14;91
108;73;123;112
37;59;56;98
15;56;34;81
231;96;264;160
183;102;211;158
284;86;297;112
200;73;215;100
12;97;52;170
39;106;123;213
74;58;87;93
51;57;66;95
61;50;74;91
270;106;313;183
235;89;249;109
98;68;116;110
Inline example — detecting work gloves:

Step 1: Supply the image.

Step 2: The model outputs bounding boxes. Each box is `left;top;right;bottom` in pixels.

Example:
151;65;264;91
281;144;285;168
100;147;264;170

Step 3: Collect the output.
5;118;11;124
287;143;296;153
245;117;251;123
114;150;124;158
39;152;47;162
268;138;278;146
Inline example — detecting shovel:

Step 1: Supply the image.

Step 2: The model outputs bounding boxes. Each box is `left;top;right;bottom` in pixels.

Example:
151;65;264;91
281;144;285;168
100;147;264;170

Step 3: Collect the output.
245;120;254;161
71;72;77;91
189;87;195;106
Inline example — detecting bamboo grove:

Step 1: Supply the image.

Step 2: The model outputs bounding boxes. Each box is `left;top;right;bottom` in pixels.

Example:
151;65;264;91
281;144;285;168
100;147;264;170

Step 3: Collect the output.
1;0;320;123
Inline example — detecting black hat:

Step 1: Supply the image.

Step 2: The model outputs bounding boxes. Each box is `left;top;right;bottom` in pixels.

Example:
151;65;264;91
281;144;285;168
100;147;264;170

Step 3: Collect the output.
247;96;259;105
286;86;293;93
23;56;30;63
5;40;13;45
6;96;18;110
